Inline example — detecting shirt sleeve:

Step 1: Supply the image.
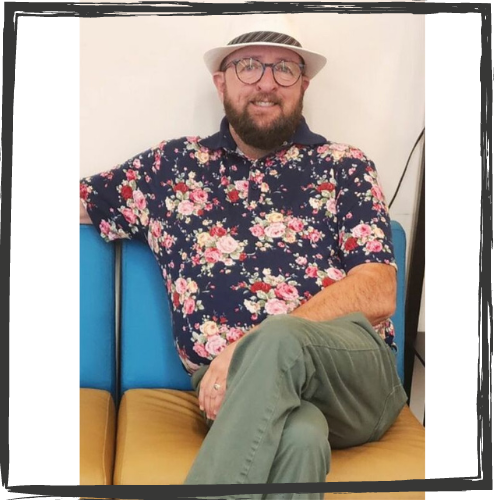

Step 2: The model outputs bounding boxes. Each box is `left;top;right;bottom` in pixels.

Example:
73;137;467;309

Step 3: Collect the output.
334;149;396;273
80;143;165;243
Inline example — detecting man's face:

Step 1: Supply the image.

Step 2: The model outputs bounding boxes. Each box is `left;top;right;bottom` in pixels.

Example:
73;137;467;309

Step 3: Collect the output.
213;45;310;152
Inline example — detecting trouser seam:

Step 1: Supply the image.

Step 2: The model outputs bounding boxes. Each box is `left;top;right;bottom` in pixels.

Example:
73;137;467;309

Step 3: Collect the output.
367;383;403;442
235;355;301;486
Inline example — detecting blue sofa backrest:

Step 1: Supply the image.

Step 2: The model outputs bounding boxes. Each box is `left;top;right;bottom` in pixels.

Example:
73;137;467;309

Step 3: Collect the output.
80;225;117;399
119;220;407;396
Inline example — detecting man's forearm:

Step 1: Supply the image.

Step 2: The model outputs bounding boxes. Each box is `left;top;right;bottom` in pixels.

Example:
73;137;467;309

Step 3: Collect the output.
290;263;397;326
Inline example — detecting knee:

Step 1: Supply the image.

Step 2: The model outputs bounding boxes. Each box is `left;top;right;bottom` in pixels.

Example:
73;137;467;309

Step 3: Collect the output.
283;420;329;453
280;406;331;469
285;407;328;446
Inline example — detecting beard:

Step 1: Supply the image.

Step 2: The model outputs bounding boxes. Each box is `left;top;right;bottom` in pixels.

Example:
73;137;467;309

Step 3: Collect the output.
223;91;304;152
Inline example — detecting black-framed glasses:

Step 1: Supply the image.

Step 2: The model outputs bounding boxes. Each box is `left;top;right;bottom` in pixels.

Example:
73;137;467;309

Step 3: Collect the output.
222;58;305;87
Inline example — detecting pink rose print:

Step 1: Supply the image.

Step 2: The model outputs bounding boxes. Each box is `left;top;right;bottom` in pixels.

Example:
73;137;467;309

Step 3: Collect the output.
366;240;383;253
205;247;222;263
190;189;208;204
251;171;265;184
295;256;307;266
265;222;286;239
99;220;111;236
133;190;147;210
226;327;245;343
235;180;249;192
175;278;188;295
250;225;265;238
327;268;345;281
350;148;365;160
126;169;137;181
132;159;142;169
287;218;304;232
265;298;288;315
205;336;228;356
275;283;299;301
163;234;175;248
178;200;195;215
326;199;337;215
121;207;137;224
98;219;127;242
151;220;162;238
80;183;89;201
371;185;384;201
307;229;322;244
193;342;209;359
306;266;318;278
183;297;196;315
352;224;372;239
216;235;239;254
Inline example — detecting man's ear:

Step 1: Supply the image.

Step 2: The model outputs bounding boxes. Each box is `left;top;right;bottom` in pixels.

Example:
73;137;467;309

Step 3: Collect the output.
213;72;226;102
301;76;310;93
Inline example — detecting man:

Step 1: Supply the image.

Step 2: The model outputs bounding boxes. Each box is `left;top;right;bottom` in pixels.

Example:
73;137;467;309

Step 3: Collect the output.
80;23;407;498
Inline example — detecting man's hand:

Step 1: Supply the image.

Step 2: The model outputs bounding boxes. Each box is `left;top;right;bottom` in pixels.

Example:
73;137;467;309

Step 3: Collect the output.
198;339;239;421
198;325;258;421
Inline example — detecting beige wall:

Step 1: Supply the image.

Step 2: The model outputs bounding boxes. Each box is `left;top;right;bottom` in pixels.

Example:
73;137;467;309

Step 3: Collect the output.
80;11;425;266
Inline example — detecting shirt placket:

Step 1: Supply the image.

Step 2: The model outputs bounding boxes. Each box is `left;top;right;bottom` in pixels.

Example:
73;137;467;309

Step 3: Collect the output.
248;158;270;206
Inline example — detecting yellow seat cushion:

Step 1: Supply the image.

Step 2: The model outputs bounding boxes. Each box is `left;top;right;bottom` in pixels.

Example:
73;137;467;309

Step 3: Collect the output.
80;388;116;485
325;405;425;499
114;388;424;498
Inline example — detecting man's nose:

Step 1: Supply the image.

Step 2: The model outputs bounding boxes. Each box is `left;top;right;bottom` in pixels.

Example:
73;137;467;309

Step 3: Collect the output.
256;65;278;91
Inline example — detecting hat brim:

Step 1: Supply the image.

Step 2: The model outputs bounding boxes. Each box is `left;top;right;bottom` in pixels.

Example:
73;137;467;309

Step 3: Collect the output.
203;42;327;79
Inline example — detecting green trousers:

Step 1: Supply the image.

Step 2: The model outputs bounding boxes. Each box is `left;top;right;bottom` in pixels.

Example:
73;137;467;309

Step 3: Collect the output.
184;313;408;499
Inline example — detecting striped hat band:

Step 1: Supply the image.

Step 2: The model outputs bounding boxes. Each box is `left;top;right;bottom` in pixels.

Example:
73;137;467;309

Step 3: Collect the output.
228;31;302;48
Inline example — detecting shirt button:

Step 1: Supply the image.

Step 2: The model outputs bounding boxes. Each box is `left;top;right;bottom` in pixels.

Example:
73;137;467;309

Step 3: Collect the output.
252;183;259;190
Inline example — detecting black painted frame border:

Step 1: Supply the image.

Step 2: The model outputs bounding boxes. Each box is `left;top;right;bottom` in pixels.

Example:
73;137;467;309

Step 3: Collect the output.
0;2;492;498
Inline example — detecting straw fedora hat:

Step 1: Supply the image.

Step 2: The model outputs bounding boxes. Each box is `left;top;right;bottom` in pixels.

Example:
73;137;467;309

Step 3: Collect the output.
203;15;327;79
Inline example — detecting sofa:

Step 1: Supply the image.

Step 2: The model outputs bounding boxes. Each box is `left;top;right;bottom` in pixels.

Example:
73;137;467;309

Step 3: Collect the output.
80;220;425;497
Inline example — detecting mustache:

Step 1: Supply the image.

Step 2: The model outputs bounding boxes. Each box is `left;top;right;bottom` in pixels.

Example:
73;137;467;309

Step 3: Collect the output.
248;93;282;105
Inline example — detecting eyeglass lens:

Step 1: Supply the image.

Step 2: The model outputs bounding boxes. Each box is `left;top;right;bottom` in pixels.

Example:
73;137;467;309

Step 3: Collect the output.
235;58;302;86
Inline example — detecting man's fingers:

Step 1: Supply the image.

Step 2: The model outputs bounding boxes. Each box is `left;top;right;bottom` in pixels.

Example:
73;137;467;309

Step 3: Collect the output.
207;381;225;420
199;372;220;418
212;389;226;419
199;373;214;412
207;386;225;420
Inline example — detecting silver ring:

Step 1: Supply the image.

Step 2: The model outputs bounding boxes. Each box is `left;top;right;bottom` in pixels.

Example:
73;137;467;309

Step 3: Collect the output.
213;383;221;391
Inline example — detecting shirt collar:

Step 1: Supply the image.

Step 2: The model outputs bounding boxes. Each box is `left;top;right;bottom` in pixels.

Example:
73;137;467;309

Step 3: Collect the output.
198;116;327;152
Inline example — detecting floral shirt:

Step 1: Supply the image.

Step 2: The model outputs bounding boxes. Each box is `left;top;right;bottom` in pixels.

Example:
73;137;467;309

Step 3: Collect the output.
80;117;397;375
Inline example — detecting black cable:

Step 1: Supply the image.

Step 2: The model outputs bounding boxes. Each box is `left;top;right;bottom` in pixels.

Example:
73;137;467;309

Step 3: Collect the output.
388;127;425;209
